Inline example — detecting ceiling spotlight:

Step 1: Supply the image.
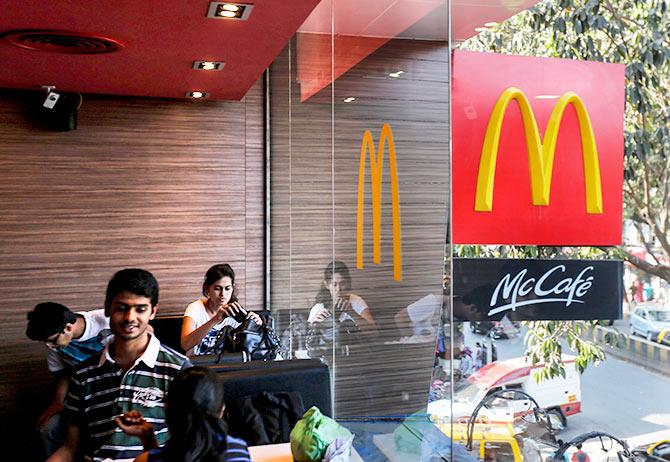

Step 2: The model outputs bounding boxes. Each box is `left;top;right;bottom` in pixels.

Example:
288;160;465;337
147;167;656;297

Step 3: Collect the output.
193;60;225;71
388;71;405;78
187;91;209;99
207;2;254;20
343;97;356;103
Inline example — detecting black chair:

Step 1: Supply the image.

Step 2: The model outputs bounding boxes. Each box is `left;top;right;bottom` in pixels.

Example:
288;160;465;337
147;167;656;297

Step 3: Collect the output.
150;315;184;353
213;359;332;416
215;359;332;445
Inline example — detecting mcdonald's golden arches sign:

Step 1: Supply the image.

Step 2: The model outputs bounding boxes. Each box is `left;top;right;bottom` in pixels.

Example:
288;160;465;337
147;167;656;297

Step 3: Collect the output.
357;124;403;281
452;50;625;245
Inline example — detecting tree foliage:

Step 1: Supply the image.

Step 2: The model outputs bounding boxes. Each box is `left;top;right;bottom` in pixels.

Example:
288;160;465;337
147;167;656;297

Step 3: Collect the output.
457;0;670;379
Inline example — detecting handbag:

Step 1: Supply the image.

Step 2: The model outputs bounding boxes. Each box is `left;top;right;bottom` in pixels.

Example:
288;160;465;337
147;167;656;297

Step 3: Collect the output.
305;318;363;359
205;311;281;361
227;317;281;361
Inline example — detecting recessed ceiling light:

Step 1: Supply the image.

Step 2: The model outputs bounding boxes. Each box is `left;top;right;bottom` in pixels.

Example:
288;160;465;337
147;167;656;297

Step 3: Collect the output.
207;2;254;20
388;71;405;78
343;97;356;103
193;60;225;71
187;91;209;99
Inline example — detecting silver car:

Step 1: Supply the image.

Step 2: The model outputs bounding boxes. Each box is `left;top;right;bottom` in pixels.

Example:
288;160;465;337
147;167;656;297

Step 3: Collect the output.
630;303;670;341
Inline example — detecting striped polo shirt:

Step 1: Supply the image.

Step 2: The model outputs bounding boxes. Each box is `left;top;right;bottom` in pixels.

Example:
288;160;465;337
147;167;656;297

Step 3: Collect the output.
65;334;190;462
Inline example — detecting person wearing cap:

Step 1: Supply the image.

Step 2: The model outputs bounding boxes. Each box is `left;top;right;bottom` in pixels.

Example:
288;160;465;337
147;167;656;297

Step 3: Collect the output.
26;302;111;457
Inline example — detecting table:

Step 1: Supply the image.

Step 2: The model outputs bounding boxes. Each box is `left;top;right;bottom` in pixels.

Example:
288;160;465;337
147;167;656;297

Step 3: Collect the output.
248;442;364;462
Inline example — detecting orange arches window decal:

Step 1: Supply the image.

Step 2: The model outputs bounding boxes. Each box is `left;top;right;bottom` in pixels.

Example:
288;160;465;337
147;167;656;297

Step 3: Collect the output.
356;124;403;281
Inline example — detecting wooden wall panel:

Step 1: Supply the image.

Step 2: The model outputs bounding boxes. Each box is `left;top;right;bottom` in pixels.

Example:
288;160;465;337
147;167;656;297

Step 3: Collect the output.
0;82;264;454
270;39;449;416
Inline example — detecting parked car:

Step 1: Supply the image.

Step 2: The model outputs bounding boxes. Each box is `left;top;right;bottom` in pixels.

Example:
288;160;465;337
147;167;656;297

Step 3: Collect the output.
630;303;670;342
470;317;520;339
470;321;495;335
632;439;670;461
489;319;521;339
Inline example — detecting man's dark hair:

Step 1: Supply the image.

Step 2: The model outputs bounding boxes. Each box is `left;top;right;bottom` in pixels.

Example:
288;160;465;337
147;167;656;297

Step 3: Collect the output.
26;302;77;341
105;268;159;308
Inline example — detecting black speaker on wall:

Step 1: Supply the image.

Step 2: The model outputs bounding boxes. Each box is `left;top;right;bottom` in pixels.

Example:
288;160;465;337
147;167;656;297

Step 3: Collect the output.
35;92;79;131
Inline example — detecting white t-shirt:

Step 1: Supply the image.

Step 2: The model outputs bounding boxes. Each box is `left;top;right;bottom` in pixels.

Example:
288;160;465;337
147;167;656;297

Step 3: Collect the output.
183;299;241;355
406;293;440;336
307;293;369;324
46;308;111;372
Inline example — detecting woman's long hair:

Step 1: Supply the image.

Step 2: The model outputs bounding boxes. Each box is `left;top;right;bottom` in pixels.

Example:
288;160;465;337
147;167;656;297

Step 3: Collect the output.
202;263;238;304
164;367;229;462
314;260;352;310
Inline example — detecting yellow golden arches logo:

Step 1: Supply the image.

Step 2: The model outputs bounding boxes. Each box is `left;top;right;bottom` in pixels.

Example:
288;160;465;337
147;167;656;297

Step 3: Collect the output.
356;124;403;281
475;87;603;214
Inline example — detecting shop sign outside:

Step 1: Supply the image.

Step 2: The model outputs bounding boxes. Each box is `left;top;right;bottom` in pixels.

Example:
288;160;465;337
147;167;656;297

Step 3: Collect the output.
452;50;625;246
453;258;623;321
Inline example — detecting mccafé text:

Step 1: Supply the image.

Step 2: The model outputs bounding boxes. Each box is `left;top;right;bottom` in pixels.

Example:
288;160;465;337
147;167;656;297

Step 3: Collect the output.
487;265;594;316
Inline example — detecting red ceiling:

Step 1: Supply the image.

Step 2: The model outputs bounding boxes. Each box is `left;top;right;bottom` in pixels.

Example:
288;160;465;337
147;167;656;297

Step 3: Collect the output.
0;0;539;101
0;1;321;100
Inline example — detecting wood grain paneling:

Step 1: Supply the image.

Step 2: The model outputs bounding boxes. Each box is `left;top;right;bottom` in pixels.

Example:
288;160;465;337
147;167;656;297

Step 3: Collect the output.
270;39;450;416
0;83;264;455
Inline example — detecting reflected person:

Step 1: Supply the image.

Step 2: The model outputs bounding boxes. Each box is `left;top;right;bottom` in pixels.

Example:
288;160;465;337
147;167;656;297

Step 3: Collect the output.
307;261;377;334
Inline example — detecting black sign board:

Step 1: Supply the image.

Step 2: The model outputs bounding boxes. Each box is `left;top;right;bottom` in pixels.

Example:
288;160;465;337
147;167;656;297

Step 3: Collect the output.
453;258;623;321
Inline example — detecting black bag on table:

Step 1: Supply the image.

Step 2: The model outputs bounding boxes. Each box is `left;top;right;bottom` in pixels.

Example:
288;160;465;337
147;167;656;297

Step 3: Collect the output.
205;311;281;361
229;317;281;361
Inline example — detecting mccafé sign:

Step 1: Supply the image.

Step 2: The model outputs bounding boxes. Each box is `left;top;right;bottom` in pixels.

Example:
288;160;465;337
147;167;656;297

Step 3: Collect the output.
452;51;625;245
453;258;623;321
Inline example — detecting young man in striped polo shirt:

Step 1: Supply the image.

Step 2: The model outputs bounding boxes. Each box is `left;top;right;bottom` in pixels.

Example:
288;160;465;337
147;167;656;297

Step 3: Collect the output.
48;268;191;462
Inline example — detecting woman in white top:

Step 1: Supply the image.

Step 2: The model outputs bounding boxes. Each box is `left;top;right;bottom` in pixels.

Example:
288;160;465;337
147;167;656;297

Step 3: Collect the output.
181;264;262;355
307;261;376;332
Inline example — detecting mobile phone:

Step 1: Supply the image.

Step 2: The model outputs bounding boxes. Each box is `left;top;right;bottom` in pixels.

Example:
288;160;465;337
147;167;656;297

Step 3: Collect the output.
233;308;248;323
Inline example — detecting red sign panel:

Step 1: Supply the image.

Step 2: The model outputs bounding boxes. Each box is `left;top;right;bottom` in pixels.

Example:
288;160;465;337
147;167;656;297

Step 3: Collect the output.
452;50;624;245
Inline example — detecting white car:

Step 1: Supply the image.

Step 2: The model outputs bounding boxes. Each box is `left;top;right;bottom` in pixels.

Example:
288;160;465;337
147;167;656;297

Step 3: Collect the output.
629;303;670;341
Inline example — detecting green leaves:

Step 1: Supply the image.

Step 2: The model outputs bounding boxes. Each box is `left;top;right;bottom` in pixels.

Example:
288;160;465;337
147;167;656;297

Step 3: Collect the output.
522;320;607;381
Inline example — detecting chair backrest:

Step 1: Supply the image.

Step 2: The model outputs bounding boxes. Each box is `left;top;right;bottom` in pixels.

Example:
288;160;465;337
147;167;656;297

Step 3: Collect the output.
150;315;184;353
212;359;332;417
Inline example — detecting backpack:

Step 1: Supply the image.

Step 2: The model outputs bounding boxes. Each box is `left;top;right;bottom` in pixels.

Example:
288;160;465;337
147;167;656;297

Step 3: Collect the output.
573;450;588;462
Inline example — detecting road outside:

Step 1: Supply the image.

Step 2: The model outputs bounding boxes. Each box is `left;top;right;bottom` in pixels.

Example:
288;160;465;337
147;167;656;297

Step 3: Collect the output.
459;320;670;461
